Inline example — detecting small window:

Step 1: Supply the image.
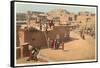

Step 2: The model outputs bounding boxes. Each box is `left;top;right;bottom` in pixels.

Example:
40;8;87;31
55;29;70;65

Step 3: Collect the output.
74;15;77;20
69;17;72;21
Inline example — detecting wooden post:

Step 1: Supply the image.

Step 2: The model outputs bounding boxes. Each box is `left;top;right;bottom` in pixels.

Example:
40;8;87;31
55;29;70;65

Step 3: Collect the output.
18;30;25;58
20;45;23;58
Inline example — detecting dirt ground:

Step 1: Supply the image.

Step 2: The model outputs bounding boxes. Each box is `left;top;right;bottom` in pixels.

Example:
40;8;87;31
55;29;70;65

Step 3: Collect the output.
39;31;96;61
16;31;96;64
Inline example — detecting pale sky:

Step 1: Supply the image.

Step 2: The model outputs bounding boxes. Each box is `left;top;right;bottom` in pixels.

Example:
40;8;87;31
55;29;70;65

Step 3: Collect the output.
15;2;96;14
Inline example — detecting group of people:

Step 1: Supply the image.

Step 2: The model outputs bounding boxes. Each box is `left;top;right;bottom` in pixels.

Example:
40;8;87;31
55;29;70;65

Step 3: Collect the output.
26;33;68;61
39;20;54;31
47;33;68;50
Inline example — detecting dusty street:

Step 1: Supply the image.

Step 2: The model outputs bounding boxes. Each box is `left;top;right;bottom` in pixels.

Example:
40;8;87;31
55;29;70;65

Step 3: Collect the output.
39;31;96;62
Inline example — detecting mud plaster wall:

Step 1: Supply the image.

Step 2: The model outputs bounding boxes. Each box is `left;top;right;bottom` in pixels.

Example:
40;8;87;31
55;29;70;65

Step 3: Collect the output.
47;26;70;41
24;31;47;48
16;26;70;59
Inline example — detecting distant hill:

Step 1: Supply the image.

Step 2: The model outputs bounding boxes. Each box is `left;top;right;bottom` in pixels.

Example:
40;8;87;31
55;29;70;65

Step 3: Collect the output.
47;9;70;17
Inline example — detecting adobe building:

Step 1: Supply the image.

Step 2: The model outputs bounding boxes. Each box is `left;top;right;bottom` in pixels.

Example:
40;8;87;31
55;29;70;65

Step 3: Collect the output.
76;12;96;29
16;24;70;59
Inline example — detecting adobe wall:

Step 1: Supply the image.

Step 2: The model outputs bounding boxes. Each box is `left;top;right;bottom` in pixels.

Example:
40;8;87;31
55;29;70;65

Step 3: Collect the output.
47;26;70;41
24;31;47;48
16;26;70;59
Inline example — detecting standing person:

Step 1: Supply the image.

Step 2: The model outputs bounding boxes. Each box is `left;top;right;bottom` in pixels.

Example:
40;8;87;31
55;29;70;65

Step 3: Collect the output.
51;39;55;49
47;37;50;48
40;23;42;30
80;29;82;38
54;39;56;49
64;33;67;42
80;29;85;40
49;22;52;29
55;34;60;49
45;23;48;32
51;20;54;29
61;42;64;50
55;39;57;49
